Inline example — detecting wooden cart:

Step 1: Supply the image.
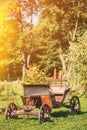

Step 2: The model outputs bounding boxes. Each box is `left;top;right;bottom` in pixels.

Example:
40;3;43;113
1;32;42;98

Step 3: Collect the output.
5;84;81;123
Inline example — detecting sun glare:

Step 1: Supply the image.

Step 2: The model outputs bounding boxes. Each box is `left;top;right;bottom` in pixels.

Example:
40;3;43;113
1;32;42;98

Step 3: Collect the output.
0;3;8;38
0;3;11;70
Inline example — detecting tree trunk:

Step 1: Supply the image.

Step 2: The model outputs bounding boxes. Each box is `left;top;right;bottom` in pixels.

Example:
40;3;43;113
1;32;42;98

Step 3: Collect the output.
59;54;67;75
21;1;33;77
22;51;26;78
69;6;80;44
67;8;80;85
27;55;30;67
59;43;67;77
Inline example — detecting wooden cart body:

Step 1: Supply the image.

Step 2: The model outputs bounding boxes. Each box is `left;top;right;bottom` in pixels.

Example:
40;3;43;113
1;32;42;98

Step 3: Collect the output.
21;84;52;110
21;84;71;110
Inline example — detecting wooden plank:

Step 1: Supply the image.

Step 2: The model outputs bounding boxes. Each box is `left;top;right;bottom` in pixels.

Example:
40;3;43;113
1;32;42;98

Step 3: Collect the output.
23;84;50;96
41;96;53;108
50;87;66;95
54;95;63;102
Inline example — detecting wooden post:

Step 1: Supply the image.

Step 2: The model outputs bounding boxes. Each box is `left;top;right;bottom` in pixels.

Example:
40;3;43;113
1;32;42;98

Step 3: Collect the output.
58;70;62;80
54;68;57;80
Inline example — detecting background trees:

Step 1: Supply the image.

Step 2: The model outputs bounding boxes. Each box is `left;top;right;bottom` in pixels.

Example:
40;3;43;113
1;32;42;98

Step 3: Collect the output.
0;0;20;79
31;0;87;91
68;31;87;92
0;0;87;92
0;0;38;79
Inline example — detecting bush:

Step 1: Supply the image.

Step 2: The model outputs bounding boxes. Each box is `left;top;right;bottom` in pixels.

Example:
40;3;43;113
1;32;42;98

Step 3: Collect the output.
22;65;48;84
0;80;23;101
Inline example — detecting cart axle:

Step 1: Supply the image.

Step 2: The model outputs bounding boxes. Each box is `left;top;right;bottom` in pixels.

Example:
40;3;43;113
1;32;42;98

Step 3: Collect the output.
14;110;38;116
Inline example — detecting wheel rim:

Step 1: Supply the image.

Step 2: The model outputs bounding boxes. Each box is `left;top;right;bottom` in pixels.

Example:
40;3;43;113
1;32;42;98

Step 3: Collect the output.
38;104;51;123
5;103;18;119
70;96;80;114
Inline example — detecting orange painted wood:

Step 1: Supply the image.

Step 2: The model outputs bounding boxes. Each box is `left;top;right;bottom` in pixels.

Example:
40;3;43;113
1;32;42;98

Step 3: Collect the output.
54;68;57;80
41;96;53;108
54;95;63;102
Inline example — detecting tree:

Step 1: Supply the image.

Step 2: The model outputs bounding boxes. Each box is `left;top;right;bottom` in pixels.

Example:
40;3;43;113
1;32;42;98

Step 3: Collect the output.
32;0;87;78
68;31;87;93
31;0;67;74
15;0;38;77
67;0;87;90
0;0;20;79
0;0;87;88
0;0;38;79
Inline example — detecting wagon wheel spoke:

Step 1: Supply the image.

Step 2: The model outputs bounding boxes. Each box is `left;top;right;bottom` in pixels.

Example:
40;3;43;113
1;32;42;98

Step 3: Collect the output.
5;103;18;119
38;104;51;123
75;100;80;110
70;96;81;114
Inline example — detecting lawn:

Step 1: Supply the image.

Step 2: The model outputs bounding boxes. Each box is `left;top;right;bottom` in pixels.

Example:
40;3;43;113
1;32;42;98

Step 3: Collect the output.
0;96;87;130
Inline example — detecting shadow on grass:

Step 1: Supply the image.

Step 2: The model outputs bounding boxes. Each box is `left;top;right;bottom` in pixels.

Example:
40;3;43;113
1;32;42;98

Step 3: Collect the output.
51;110;69;118
51;109;87;118
79;111;87;115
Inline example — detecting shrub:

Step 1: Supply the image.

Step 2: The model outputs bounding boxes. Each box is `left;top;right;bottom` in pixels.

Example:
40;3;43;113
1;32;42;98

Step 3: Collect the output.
22;65;48;84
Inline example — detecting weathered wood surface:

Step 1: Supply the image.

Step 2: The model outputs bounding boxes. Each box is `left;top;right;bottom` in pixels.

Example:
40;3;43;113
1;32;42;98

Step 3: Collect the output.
41;96;53;108
50;87;67;95
22;84;50;96
15;110;38;116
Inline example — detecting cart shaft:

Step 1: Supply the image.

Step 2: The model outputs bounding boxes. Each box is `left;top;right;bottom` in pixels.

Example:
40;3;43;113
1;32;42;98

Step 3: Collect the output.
14;110;38;116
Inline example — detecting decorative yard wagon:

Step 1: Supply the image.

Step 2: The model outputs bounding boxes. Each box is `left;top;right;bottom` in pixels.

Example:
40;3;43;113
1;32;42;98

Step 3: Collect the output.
5;84;81;123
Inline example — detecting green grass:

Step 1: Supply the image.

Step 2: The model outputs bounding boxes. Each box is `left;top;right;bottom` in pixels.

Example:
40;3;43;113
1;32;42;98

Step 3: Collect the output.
0;96;87;130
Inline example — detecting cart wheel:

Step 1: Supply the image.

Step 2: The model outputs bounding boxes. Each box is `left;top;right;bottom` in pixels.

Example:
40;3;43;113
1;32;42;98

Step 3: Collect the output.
5;102;18;119
38;104;51;123
70;96;81;114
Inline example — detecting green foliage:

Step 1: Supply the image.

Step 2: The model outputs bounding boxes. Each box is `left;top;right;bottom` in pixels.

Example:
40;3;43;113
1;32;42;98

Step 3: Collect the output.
0;86;5;94
0;80;23;108
32;0;87;74
32;1;67;72
0;0;38;79
22;65;48;84
0;0;87;97
68;31;87;93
